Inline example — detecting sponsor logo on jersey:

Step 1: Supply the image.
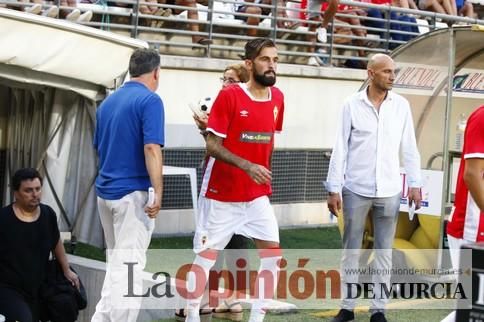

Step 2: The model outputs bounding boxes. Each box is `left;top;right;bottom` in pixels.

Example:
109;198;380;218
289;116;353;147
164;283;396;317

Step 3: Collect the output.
240;132;273;144
273;106;278;121
240;110;249;117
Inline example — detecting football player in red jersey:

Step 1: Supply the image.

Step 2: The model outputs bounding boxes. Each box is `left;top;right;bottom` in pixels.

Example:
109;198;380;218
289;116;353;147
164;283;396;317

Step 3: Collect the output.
186;38;285;322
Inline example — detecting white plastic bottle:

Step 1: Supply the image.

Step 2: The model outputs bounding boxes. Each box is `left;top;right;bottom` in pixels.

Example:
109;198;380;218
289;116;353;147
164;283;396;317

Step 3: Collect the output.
455;113;467;151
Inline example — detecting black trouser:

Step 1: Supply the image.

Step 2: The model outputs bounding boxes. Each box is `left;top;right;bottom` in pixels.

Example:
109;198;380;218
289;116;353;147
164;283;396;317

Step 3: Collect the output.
0;287;34;322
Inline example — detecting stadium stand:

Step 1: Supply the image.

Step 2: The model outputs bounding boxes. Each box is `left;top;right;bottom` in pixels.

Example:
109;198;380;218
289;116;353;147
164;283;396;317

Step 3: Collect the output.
1;0;482;67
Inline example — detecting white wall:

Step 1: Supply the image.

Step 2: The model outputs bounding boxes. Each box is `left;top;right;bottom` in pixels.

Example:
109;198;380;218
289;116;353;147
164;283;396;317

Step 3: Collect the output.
157;57;366;150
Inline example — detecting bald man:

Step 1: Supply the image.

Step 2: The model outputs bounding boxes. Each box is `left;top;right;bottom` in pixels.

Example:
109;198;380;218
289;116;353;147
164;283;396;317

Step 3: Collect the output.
326;54;422;322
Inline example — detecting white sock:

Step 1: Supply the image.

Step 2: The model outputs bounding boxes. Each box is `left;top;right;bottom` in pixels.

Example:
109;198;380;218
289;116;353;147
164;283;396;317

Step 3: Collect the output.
186;253;217;322
249;253;282;322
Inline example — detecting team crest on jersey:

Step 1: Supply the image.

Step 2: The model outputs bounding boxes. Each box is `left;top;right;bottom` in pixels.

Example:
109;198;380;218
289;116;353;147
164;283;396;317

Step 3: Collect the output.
273;106;278;121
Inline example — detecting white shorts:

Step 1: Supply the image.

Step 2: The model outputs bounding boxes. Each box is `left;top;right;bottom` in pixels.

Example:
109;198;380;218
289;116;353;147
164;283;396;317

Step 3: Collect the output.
193;195;279;253
447;234;470;271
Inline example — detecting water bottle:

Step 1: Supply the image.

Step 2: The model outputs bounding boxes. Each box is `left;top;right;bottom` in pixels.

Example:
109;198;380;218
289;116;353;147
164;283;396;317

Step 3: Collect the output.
455;113;467;151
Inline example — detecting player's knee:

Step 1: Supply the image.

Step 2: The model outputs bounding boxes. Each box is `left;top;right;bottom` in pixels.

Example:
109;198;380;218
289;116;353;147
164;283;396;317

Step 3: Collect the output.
258;246;282;258
200;249;219;260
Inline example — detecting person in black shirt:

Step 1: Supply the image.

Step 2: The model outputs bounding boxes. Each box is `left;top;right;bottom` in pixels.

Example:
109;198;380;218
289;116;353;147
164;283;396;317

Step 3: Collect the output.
0;168;79;322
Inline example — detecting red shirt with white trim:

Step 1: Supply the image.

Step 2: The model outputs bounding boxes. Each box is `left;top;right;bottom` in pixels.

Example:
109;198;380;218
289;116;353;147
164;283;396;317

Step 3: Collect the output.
447;105;484;242
202;83;284;202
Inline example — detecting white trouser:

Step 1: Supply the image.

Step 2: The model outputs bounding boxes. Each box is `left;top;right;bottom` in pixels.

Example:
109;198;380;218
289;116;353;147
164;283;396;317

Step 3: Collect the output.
193;195;279;253
91;191;154;322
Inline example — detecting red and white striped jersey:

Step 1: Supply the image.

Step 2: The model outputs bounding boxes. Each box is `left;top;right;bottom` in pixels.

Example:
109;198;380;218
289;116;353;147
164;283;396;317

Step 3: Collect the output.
447;105;484;242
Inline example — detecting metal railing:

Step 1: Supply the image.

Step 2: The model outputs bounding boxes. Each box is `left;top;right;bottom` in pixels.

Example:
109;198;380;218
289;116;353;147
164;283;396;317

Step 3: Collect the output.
2;0;483;67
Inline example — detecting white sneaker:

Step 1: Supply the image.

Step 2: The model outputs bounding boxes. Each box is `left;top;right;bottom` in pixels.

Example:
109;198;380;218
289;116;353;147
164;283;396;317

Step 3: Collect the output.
77;10;93;22
25;3;42;15
248;308;267;322
308;56;320;66
317;27;327;43
42;6;59;18
66;8;80;21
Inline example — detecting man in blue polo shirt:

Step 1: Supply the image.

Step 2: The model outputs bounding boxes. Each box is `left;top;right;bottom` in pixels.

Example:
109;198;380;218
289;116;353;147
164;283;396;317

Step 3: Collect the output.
92;48;164;322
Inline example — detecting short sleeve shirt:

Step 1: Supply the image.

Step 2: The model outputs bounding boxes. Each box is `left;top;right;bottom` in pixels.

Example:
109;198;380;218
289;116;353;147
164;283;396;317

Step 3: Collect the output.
0;204;60;301
447;106;484;242
94;81;165;200
202;83;284;202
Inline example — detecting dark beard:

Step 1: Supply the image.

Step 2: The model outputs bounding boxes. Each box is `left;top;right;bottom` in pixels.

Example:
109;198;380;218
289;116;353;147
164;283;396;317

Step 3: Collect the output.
254;71;276;87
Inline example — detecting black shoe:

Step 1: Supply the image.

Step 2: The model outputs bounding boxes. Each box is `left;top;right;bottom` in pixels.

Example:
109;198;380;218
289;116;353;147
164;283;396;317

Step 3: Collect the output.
370;312;387;322
330;309;355;322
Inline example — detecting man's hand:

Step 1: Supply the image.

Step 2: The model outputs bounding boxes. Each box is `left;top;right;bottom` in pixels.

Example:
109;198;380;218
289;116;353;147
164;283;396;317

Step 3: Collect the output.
145;195;161;219
408;187;422;210
193;113;208;131
327;192;342;216
244;162;272;184
64;268;80;290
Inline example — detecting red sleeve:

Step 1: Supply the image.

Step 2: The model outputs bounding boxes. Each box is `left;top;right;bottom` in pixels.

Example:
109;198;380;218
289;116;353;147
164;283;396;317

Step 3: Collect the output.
207;88;233;138
464;107;484;159
274;89;284;132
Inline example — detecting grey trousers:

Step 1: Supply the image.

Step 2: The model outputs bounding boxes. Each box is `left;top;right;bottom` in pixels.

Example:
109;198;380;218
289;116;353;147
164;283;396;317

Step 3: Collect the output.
340;187;401;313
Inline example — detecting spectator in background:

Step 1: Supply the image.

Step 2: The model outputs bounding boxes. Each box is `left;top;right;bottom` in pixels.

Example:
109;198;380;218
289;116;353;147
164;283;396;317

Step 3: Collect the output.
232;0;288;36
393;0;418;10
327;2;369;68
8;0;91;21
416;0;454;15
303;0;340;66
59;0;93;22
454;0;475;17
361;0;419;49
233;0;264;37
139;0;171;17
17;0;58;16
156;0;212;45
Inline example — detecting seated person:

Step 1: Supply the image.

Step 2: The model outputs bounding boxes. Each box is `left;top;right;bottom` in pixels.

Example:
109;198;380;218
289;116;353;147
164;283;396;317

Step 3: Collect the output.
24;0;93;21
157;0;212;44
455;0;475;17
392;0;418;10
233;0;264;36
324;2;368;68
15;0;59;18
302;0;340;66
416;0;455;15
0;168;79;322
231;0;288;36
362;0;419;49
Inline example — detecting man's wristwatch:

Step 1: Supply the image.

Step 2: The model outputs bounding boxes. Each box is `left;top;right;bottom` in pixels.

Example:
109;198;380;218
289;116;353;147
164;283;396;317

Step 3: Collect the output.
328;191;338;196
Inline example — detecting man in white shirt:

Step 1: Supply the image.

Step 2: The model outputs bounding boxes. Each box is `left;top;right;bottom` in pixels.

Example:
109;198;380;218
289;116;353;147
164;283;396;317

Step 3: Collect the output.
326;54;422;322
